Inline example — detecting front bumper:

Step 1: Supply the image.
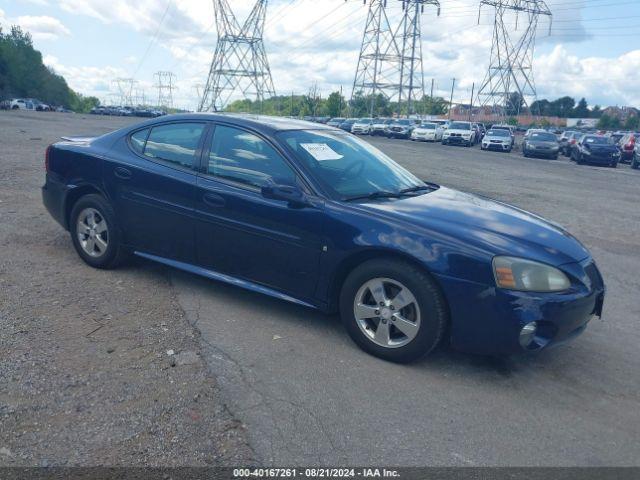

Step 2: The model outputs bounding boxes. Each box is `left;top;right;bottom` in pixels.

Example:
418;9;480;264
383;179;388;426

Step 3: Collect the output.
444;135;471;145
435;258;605;355
387;129;411;138
412;132;436;141
526;147;559;158
482;141;510;151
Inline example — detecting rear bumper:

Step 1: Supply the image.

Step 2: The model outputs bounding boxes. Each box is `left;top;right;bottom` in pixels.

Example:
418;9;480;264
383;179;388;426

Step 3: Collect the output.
42;175;68;230
435;260;605;356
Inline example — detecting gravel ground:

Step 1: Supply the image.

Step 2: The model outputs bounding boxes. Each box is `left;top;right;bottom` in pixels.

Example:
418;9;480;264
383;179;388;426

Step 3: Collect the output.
0;111;253;466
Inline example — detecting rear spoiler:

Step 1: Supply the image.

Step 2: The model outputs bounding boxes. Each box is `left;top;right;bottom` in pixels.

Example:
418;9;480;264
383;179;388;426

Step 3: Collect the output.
60;136;97;143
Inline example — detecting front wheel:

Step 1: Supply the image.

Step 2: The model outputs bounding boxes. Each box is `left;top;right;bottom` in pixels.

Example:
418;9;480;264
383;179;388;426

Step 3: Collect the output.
70;194;127;269
632;155;639;169
340;259;448;363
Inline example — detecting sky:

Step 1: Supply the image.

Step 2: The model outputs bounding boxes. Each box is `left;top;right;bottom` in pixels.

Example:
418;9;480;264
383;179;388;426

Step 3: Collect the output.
1;0;639;111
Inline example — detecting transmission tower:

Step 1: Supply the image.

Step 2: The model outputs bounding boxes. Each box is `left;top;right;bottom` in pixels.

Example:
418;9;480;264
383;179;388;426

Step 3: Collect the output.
112;78;137;106
155;71;177;110
199;0;276;112
351;0;439;116
476;0;552;116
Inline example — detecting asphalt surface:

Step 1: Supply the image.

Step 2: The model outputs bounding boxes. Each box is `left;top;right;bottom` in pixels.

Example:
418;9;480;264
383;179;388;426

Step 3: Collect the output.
0;111;253;466
173;135;640;466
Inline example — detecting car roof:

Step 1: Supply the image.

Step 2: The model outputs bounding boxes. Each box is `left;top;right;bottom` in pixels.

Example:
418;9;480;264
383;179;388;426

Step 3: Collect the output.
133;113;336;134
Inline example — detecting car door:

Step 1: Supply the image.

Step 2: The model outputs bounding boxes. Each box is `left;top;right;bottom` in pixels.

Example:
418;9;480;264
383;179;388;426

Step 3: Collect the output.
194;123;325;301
102;121;206;263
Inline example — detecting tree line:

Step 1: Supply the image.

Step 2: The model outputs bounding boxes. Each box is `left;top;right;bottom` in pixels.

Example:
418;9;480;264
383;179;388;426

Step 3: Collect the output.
0;26;99;112
225;84;449;119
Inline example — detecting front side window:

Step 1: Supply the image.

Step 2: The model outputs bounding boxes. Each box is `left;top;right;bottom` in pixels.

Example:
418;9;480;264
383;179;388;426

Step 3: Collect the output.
277;129;424;199
208;125;297;188
144;123;205;168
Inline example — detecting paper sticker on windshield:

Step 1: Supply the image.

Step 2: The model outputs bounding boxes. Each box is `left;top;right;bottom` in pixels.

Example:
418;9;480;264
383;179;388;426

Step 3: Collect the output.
300;143;343;161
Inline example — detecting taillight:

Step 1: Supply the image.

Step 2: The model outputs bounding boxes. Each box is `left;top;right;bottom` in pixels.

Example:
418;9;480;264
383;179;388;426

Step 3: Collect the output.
45;144;52;172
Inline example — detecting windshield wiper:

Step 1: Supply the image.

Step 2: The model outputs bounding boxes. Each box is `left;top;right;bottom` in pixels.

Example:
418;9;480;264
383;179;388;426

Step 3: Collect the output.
398;185;434;195
344;185;435;202
344;190;404;202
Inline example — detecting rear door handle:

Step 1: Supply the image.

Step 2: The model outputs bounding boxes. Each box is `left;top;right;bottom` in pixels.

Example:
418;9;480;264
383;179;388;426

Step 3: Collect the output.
203;192;226;208
114;167;132;180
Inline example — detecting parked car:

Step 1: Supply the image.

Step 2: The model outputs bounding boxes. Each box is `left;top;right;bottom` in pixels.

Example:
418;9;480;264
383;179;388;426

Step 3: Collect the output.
442;121;475;147
571;135;620;167
632;142;640;170
0;99;11;110
490;124;516;143
618;132;638;163
562;132;582;157
26;99;51;111
476;122;486;140
410;122;443;142
327;117;346;128
42;114;605;362
386;119;416;139
522;131;561;159
471;123;482;144
559;130;577;156
10;98;34;110
338;118;358;132
351;118;374;135
370;118;393;136
481;128;513;152
608;131;625;145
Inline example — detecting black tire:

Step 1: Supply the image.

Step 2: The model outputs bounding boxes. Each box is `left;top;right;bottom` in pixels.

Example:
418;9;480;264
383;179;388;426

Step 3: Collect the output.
339;258;448;363
69;194;127;269
576;154;584;165
632;156;639;169
552;155;558;160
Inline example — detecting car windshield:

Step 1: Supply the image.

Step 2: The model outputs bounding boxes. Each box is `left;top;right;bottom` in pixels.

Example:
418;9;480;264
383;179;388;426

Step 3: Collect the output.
419;123;436;129
449;122;470;130
358;118;373;123
394;120;412;125
277;129;426;199
488;129;510;137
529;132;557;141
583;136;611;145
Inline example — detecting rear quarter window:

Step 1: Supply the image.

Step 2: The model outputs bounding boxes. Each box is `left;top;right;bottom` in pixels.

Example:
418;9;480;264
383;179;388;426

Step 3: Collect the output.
143;123;205;169
130;128;150;155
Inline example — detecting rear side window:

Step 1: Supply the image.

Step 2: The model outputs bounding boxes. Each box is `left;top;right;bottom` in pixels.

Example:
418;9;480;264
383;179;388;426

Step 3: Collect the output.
143;123;205;168
130;128;149;155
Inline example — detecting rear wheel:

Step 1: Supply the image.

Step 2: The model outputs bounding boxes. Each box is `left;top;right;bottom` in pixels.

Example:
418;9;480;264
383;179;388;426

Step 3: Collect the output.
632;154;639;169
69;194;127;269
340;259;448;363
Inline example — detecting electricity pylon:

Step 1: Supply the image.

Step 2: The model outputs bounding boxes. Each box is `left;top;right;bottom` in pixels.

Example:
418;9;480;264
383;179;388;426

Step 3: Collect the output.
351;0;439;116
199;0;276;112
155;71;176;110
476;0;552;116
112;78;137;106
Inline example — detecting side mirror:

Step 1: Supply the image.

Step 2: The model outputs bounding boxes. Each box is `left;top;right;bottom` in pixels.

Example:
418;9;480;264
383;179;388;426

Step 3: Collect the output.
261;182;308;207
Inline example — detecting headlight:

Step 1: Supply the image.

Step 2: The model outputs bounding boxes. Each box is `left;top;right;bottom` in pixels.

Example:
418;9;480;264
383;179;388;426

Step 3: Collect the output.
493;256;570;292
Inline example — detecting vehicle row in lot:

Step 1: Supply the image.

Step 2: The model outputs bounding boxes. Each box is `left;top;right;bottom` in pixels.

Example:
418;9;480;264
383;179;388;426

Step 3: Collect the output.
1;97;59;111
90;106;167;117
42;114;605;363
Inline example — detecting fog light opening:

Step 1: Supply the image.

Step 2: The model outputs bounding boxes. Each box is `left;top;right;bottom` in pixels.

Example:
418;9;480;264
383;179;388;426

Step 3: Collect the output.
519;322;538;349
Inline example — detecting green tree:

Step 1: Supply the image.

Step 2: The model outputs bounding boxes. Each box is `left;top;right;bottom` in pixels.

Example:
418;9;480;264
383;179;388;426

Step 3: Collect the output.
624;115;639;130
573;97;589;117
325;91;346;117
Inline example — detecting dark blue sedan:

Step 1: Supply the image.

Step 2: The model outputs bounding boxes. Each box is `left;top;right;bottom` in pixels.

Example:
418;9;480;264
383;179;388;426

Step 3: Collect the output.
42;114;605;362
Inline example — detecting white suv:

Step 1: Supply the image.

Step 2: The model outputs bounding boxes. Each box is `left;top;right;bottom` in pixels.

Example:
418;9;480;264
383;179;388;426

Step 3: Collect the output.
442;121;475;147
351;118;374;135
10;98;34;110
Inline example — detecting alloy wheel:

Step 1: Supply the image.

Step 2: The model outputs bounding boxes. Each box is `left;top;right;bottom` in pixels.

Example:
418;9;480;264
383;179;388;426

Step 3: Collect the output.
76;207;109;258
353;277;421;349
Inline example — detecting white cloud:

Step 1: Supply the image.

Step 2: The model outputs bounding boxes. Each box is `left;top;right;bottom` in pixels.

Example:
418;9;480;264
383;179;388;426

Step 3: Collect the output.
0;9;70;41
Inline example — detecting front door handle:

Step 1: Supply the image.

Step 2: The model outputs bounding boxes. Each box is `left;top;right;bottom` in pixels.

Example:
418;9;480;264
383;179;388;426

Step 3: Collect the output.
203;192;226;208
114;167;132;180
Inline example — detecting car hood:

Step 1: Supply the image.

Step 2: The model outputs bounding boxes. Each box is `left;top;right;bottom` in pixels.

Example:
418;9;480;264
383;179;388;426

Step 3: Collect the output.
355;186;590;266
446;129;471;134
484;135;510;141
